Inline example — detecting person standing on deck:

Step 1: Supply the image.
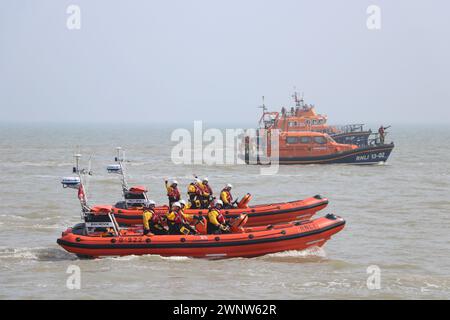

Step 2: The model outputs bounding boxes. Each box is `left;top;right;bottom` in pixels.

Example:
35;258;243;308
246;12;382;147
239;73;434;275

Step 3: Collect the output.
198;177;213;209
165;178;181;208
378;125;391;144
187;179;202;209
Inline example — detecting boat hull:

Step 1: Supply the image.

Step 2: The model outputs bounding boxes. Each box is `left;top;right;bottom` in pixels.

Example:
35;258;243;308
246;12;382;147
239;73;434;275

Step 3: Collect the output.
56;215;345;259
274;143;394;165
110;196;329;226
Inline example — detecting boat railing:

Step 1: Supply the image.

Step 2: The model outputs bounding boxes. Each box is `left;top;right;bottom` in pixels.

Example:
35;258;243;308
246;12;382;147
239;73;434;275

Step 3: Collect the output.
334;124;366;133
368;131;390;146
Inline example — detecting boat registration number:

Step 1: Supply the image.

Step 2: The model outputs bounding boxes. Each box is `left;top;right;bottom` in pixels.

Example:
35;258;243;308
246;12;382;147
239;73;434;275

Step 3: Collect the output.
356;152;385;161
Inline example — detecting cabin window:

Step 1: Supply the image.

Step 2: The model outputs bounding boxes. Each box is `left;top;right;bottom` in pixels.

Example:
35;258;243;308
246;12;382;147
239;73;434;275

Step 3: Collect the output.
299;136;312;144
313;136;327;144
286;137;299;144
125;193;146;200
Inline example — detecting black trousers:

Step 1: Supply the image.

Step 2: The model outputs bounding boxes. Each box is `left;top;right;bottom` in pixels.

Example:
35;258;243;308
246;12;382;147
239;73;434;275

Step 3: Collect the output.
189;195;199;209
144;225;168;235
168;222;196;235
168;197;180;208
150;225;168;235
199;196;210;209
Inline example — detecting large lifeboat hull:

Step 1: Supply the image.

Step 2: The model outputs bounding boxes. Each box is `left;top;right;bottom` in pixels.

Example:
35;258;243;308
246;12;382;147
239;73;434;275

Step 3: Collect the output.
276;143;394;165
108;196;328;226
246;143;394;165
57;215;345;259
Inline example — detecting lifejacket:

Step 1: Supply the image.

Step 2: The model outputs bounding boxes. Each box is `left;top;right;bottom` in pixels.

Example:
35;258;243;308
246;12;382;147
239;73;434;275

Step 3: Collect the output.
198;183;213;197
167;186;181;200
166;209;186;225
220;189;233;205
207;208;225;225
206;208;226;234
187;183;201;196
143;209;164;230
151;211;164;225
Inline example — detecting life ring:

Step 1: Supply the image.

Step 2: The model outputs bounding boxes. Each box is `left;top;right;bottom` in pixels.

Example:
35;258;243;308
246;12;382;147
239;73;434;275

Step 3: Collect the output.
237;193;252;209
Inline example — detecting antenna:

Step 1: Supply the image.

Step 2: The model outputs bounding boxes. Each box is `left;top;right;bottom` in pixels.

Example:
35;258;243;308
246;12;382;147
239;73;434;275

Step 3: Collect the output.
107;147;129;195
292;88;303;108
258;96;267;113
62;152;92;215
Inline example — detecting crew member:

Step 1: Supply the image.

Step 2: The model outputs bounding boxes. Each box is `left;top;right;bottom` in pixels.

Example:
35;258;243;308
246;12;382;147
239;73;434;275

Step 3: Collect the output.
220;184;234;209
165;179;181;208
166;202;196;235
187;179;201;209
179;199;187;212
198;177;213;209
207;200;230;234
142;200;167;235
378;125;390;144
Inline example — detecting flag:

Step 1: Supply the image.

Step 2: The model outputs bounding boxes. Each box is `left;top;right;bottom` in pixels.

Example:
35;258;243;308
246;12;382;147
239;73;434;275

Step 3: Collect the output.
78;185;85;201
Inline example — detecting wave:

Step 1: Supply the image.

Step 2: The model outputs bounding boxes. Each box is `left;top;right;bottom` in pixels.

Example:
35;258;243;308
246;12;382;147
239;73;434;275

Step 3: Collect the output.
266;247;327;258
0;247;76;261
260;247;328;263
0;161;73;168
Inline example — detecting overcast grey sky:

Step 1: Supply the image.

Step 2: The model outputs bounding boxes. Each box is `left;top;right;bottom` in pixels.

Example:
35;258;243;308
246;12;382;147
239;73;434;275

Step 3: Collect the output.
1;0;449;125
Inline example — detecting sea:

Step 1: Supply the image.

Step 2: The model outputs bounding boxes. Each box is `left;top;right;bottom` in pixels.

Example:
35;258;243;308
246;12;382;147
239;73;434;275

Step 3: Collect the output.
0;123;449;299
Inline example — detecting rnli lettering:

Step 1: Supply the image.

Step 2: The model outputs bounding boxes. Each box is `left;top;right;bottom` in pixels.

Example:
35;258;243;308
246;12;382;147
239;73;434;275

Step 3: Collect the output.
298;224;315;232
356;152;385;161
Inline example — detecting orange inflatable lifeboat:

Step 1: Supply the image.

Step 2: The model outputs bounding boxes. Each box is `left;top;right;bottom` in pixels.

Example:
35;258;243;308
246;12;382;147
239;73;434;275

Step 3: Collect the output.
57;213;345;259
106;194;328;226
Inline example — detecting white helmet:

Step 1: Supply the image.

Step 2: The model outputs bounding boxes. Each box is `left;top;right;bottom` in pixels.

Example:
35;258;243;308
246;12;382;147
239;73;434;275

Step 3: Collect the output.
179;199;186;206
172;180;178;185
195;178;201;184
147;200;156;206
203;177;209;182
172;202;181;208
226;183;233;189
215;200;223;207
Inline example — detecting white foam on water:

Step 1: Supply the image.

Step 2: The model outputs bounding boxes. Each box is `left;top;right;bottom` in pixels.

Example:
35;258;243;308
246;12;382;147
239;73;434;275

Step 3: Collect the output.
0;247;41;260
0;247;75;261
266;246;327;258
101;254;192;262
106;255;141;261
159;255;192;261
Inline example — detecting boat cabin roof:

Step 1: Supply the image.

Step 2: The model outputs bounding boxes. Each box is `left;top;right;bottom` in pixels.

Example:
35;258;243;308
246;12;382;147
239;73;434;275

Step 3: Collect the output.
128;186;148;194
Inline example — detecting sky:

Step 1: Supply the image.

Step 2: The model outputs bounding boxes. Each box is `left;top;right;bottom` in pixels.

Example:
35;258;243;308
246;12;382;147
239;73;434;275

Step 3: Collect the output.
0;0;449;125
